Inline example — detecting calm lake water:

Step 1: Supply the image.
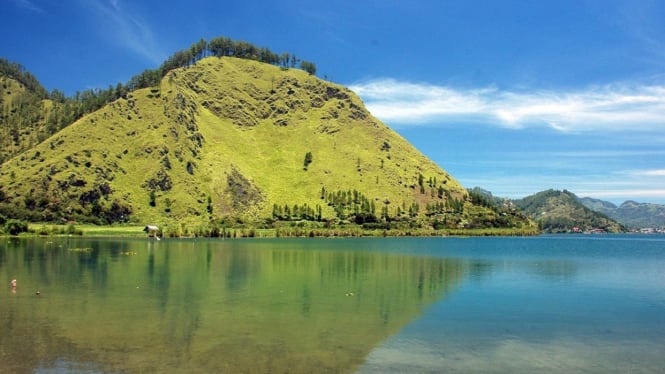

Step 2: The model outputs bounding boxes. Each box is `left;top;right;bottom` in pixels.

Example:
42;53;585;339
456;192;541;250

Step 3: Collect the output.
1;235;664;373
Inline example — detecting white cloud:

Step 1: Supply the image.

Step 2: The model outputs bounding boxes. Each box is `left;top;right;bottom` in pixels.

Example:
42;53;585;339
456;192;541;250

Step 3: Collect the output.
11;0;43;13
85;0;164;64
629;169;665;177
349;79;665;132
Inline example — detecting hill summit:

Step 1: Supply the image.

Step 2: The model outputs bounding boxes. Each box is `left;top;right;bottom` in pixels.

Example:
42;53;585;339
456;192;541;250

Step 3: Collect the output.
0;54;532;233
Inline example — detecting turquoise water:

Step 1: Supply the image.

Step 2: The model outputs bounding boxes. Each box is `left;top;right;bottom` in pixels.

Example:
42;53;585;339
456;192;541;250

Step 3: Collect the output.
1;235;664;373
360;235;665;373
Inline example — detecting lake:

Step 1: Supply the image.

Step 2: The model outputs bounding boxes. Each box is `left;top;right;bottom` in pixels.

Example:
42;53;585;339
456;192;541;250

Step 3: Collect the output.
1;235;664;373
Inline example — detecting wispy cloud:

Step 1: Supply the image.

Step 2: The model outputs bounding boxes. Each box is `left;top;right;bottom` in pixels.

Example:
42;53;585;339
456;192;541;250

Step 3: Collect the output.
85;0;164;64
350;79;665;132
617;1;665;68
11;0;44;13
622;169;665;177
298;8;349;46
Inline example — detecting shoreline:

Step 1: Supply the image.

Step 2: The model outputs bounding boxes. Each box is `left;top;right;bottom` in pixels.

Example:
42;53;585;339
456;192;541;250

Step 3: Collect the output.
10;223;540;238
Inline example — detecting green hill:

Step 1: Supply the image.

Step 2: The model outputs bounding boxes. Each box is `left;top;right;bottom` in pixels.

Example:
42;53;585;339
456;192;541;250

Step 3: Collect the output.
0;58;104;165
0;63;51;163
0;53;534;234
577;196;617;213
514;189;623;233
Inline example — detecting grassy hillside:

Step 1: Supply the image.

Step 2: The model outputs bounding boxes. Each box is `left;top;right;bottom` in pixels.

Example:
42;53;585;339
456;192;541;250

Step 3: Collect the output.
0;56;533;233
515;189;623;233
0;75;53;163
1;58;130;165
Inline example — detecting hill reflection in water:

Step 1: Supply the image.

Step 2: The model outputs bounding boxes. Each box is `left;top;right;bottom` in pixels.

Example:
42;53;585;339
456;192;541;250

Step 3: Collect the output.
0;237;465;373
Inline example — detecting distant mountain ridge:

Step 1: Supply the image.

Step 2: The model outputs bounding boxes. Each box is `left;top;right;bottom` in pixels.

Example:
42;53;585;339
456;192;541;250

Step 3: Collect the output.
578;197;665;229
512;189;623;233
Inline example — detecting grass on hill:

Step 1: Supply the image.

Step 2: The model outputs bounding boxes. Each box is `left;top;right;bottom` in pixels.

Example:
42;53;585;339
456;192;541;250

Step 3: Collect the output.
1;56;533;234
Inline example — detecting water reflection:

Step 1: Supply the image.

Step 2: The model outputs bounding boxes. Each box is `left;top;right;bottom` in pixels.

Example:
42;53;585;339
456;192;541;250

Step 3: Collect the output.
359;236;665;374
0;238;465;373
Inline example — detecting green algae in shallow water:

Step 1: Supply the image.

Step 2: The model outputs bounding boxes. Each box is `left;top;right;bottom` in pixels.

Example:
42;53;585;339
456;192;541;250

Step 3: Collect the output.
67;247;92;253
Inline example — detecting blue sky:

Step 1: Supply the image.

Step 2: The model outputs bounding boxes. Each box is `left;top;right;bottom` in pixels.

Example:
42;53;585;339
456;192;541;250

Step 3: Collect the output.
3;0;665;204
